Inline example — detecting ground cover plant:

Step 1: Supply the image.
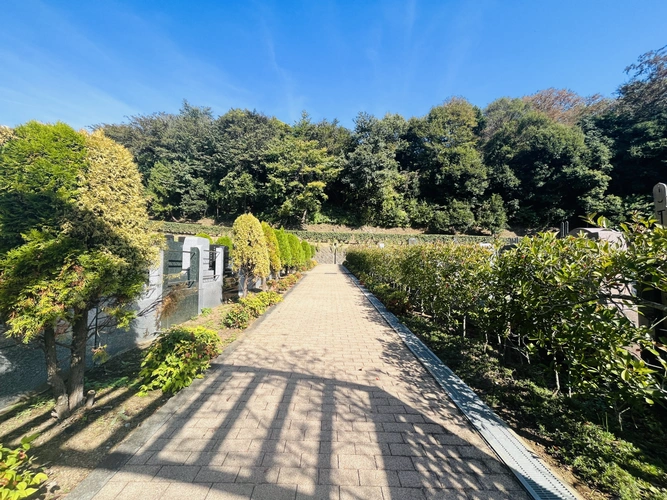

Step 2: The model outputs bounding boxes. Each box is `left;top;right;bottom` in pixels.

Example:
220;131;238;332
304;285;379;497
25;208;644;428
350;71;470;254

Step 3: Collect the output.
0;435;48;500
138;326;222;394
344;217;667;499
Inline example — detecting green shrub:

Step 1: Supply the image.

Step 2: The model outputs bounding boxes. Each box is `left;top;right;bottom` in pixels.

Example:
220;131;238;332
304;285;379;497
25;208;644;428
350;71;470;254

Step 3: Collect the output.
232;214;270;296
222;292;283;329
215;235;233;248
345;223;667;410
195;232;213;243
0;435;48;500
139;326;221;394
222;304;251;329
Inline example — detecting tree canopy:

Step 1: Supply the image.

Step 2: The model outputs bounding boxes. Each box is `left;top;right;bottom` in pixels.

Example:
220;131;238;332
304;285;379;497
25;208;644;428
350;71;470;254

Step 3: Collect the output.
99;47;667;232
0;123;158;418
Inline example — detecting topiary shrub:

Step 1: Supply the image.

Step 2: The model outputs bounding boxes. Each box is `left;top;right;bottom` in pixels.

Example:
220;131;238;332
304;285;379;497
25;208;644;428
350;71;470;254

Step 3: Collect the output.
261;222;282;277
232;214;270;296
138;326;221;394
275;229;293;270
215;235;233;248
0;435;48;499
195;232;212;243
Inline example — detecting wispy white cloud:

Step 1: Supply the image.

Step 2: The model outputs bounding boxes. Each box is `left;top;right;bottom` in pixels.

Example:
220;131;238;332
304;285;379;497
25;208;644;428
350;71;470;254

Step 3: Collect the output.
0;0;255;127
259;13;306;123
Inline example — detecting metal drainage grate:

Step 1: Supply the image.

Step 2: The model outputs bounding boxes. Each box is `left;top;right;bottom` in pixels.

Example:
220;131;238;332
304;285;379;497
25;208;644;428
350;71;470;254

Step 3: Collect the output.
345;269;579;500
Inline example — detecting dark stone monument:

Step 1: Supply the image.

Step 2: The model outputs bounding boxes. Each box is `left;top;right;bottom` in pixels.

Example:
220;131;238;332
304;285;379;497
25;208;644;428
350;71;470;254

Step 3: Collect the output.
653;182;667;226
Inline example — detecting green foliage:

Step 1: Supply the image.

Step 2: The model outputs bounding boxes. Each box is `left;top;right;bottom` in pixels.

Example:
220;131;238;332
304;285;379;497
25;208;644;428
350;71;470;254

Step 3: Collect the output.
405;317;667;500
221;304;251;329
275;229;293;269
287;233;305;268
152;221;230;237
261;222;281;276
264;135;339;224
194;232;212;243
345;216;667;412
221;291;283;329
138;326;221;394
101;47;665;235
215;235;233;248
0;121;86;253
289;230;503;245
301;240;312;261
0;434;48;499
231;214;270;295
200;307;212;317
0;127;158;342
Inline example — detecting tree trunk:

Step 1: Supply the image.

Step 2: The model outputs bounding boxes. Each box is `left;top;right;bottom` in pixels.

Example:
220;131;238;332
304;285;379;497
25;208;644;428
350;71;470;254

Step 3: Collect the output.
67;309;89;412
44;326;70;419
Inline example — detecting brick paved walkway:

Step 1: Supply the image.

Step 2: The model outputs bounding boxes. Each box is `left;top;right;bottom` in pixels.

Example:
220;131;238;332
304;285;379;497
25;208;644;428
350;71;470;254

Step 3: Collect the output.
87;265;528;500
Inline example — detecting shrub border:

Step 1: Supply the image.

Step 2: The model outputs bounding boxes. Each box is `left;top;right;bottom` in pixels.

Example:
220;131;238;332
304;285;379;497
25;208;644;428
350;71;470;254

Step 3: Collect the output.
342;266;579;500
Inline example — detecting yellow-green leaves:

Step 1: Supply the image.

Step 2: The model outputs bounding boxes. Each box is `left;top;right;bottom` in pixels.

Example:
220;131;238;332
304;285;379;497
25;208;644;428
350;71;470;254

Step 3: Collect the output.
232;214;270;295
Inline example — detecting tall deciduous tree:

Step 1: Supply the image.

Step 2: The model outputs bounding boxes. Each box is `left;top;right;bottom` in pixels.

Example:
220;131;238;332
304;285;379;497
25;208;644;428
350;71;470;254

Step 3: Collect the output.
0;124;158;418
341;113;412;227
264;136;339;224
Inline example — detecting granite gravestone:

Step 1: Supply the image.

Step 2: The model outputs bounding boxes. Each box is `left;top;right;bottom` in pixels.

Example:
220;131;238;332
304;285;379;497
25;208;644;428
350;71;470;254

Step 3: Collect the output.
653;182;667;226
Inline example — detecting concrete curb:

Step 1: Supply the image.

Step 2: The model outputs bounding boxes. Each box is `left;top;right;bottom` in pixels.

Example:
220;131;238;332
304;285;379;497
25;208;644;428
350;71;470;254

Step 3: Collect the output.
342;266;581;500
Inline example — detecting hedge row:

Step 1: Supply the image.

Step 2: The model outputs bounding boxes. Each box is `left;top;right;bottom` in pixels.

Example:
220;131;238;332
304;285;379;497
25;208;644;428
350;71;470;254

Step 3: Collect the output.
344;219;667;415
289;230;517;245
149;221;519;246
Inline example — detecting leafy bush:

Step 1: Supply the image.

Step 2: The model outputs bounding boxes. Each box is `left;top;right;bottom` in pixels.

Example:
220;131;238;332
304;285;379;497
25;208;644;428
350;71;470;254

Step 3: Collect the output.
289;230;513;245
261;222;282;276
232;214;270;296
0;435;48;500
215;235;233;248
139;326;221;394
346;222;667;499
194;232;212;243
221;304;251;329
221;292;283;329
345;216;667;412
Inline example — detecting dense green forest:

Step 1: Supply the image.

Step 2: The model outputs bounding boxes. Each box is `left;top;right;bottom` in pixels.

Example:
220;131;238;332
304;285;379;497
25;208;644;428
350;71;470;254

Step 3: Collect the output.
100;47;666;233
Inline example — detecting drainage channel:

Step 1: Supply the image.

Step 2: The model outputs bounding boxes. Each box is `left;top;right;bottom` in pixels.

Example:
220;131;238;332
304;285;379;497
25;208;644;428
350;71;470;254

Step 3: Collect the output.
345;269;579;500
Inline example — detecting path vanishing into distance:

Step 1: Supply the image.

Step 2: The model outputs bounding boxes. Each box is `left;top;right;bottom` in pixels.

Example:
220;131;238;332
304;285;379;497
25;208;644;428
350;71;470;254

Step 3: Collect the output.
69;264;530;500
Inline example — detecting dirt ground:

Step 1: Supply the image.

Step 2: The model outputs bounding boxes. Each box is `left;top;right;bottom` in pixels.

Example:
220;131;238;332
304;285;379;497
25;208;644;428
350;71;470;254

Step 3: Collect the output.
0;303;238;499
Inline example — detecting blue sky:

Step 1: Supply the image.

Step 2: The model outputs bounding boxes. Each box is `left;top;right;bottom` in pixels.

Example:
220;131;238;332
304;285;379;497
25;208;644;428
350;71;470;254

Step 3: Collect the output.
1;0;666;129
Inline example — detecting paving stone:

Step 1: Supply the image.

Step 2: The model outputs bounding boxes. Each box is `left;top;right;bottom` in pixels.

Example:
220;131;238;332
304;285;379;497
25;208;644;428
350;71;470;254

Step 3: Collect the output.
358;469;400;487
161;482;212;500
194;465;240;483
250;483;297;499
318;468;360;486
338;454;377;470
381;486;427;499
91;481;126;500
153;465;201;482
339;486;384;499
80;265;526;500
117;482;168;499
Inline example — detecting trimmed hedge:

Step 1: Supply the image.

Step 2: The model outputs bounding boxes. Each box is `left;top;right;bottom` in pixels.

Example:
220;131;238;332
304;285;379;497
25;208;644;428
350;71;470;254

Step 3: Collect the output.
289;230;516;245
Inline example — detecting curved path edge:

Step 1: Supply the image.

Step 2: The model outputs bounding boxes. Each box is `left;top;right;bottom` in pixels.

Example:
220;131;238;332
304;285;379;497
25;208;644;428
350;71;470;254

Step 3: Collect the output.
342;267;580;500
